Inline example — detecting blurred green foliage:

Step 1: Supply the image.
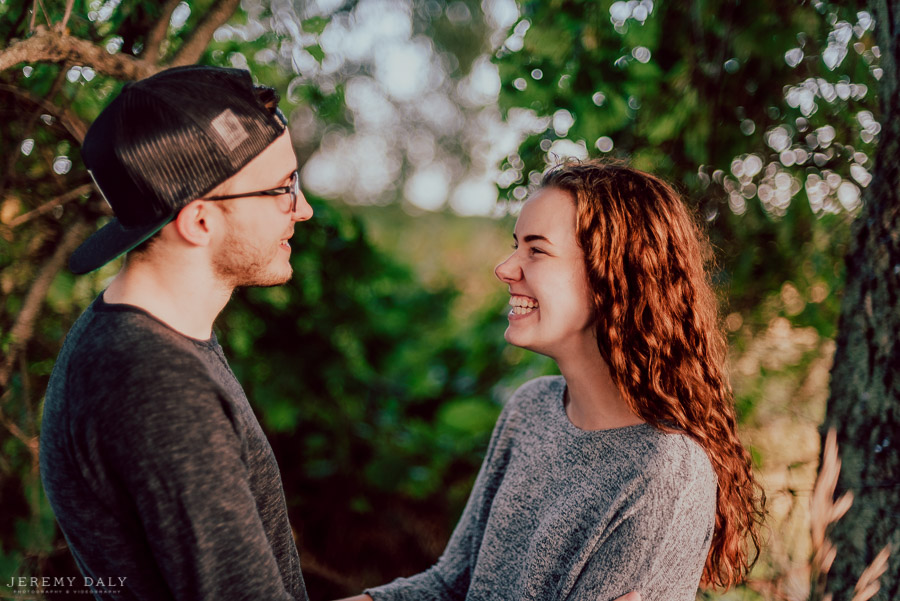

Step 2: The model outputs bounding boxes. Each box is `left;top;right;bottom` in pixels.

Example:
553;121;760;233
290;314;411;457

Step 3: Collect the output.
495;0;873;333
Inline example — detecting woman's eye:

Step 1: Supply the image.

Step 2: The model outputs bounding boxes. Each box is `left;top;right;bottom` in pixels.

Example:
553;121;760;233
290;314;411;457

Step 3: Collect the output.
529;247;545;256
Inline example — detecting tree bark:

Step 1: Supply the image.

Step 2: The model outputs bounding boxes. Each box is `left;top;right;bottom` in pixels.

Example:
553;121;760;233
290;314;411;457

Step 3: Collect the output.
0;83;88;143
822;1;900;599
0;221;91;389
142;0;183;65
169;0;242;67
0;27;158;80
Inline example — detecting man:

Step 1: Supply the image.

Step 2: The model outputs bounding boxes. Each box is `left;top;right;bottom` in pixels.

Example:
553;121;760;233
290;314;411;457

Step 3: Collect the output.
40;65;311;600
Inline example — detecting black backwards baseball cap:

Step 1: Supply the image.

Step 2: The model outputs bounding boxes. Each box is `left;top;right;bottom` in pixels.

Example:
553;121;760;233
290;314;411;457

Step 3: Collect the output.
70;65;288;274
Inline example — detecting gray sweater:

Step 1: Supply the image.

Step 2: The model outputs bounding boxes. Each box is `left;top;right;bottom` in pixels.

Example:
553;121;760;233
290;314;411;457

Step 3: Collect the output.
40;296;306;600
366;376;716;601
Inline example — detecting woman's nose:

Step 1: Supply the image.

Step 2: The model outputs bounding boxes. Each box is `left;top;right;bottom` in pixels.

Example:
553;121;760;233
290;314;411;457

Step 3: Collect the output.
494;253;521;283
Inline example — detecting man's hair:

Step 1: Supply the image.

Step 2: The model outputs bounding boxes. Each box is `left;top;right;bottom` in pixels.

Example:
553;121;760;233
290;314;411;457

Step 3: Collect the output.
127;232;160;258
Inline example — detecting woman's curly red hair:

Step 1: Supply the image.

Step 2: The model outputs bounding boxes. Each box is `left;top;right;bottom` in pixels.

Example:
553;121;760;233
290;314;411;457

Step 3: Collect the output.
541;160;765;589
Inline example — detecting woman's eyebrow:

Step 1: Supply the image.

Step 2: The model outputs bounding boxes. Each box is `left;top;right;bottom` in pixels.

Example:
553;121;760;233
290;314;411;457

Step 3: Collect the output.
522;234;553;245
512;233;553;244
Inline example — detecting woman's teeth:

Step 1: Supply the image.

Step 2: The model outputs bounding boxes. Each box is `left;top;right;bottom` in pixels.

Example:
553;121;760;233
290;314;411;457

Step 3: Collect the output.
509;296;538;315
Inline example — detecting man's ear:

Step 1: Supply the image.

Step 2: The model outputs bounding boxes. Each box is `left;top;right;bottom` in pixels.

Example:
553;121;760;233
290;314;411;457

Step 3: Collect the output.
170;199;221;247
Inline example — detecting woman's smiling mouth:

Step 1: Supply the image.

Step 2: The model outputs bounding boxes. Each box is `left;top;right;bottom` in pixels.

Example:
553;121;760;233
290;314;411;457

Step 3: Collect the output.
509;295;539;318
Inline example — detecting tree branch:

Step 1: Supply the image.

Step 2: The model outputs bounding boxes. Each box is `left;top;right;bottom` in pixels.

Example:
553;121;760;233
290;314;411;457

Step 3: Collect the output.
0;399;36;465
28;0;38;33
0;60;70;198
143;0;183;65
0;221;91;389
35;0;52;27
0;83;88;143
0;27;158;82
4;183;94;229
57;0;75;32
168;0;241;67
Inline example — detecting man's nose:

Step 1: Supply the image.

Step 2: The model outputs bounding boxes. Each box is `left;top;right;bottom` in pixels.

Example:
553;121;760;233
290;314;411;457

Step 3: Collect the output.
292;191;313;222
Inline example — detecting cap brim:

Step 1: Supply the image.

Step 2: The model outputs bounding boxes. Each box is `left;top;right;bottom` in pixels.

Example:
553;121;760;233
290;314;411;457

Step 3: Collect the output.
69;214;173;275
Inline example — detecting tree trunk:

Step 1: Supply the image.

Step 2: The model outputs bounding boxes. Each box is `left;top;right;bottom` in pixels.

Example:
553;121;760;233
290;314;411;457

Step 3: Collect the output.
822;1;900;599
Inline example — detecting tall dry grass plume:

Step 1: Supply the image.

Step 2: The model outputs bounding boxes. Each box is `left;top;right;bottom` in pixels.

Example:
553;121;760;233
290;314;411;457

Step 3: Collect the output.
808;428;891;601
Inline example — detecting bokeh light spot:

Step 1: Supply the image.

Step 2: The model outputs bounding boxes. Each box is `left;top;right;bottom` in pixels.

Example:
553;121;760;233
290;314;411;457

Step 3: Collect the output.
837;181;861;211
170;2;191;29
785;48;804;67
631;46;651;63
53;156;72;175
450;179;497;216
552;109;574;137
595;136;614;152
405;165;450;211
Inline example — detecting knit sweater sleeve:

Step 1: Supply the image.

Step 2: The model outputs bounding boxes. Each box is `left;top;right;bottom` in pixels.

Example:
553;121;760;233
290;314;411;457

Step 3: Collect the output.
364;402;517;601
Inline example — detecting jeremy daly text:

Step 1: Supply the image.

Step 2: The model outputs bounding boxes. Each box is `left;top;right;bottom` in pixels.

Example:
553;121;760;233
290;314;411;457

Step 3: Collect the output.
7;576;127;588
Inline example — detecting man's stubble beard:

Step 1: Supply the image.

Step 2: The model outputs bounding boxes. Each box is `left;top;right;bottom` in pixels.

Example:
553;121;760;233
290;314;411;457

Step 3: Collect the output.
212;222;292;289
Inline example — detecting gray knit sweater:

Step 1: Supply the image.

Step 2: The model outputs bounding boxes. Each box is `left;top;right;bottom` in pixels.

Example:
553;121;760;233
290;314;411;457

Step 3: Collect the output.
40;296;306;600
365;376;716;601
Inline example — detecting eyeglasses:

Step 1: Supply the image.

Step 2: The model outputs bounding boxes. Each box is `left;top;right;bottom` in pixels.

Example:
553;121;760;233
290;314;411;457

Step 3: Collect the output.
205;170;300;213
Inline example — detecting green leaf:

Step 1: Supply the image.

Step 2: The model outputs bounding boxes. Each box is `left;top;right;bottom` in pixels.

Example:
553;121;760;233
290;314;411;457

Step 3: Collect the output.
305;44;325;63
301;16;330;34
437;398;501;436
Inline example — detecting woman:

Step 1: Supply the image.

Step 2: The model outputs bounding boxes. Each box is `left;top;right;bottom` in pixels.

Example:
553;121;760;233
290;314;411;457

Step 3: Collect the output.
345;161;764;601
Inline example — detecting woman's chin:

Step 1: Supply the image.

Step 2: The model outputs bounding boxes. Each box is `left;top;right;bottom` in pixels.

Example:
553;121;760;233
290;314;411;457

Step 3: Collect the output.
503;329;522;347
504;331;545;356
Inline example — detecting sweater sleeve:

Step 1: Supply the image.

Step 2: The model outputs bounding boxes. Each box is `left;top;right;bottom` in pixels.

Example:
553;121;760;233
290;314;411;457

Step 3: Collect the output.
90;359;301;600
364;403;516;601
565;439;716;601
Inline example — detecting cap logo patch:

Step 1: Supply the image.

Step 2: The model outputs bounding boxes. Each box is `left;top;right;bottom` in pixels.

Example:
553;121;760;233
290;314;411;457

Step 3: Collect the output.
210;109;249;151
